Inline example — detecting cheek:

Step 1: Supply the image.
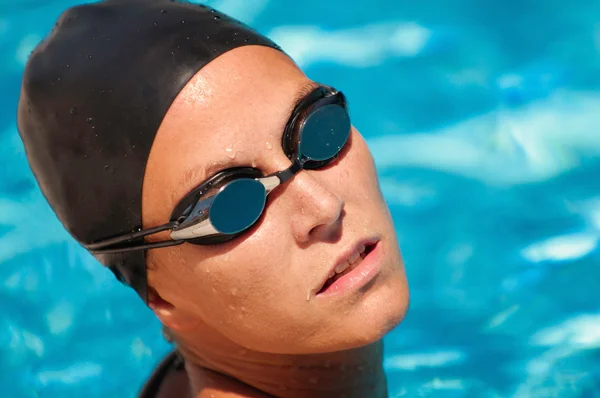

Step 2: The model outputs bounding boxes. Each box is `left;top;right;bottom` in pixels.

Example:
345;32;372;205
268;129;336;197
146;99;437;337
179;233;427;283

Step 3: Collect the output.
176;240;294;320
340;130;384;200
177;240;332;352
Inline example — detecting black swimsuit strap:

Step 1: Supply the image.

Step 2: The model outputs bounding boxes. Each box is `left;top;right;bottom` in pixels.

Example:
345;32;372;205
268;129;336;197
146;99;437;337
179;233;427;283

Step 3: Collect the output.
138;350;185;398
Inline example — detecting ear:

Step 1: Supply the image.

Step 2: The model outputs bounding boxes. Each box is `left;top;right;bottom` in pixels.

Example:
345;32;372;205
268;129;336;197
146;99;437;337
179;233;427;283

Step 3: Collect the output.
147;287;200;332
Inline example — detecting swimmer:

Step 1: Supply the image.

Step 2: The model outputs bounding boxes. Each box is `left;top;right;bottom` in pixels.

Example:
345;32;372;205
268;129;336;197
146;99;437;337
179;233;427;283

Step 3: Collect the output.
17;1;410;397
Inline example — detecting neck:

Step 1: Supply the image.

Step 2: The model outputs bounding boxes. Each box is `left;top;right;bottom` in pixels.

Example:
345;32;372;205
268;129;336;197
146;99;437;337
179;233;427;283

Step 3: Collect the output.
174;330;387;398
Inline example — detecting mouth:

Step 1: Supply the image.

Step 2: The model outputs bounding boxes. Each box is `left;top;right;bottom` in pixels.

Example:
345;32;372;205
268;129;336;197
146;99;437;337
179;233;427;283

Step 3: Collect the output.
316;240;379;296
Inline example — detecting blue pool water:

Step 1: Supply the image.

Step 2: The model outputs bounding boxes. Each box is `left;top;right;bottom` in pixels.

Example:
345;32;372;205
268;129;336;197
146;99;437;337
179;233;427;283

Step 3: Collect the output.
2;0;600;396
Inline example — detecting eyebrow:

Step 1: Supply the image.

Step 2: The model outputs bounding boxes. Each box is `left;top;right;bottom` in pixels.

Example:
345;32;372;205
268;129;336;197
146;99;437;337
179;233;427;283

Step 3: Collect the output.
170;80;322;206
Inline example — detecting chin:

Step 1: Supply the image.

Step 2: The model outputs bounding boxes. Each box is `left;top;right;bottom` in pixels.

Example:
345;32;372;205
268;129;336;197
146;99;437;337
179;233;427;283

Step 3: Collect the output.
323;279;410;353
353;268;410;344
327;315;407;353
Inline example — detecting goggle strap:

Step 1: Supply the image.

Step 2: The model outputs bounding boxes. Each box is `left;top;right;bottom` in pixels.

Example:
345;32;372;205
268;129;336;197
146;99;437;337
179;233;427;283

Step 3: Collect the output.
90;239;185;254
84;221;179;251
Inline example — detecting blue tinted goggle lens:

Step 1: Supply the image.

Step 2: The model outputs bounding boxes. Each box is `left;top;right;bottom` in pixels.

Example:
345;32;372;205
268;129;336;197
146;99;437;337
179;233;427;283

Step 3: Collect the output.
299;104;351;162
209;103;350;235
210;179;266;234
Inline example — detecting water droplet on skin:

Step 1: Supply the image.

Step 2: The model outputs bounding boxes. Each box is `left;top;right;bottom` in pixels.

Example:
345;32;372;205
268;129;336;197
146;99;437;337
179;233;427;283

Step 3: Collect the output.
160;9;167;14
104;165;109;171
214;15;221;21
266;141;272;150
70;107;78;115
87;55;92;59
83;154;88;159
153;22;157;26
251;159;257;168
86;117;93;123
181;20;185;24
66;64;70;68
306;290;311;302
228;305;235;311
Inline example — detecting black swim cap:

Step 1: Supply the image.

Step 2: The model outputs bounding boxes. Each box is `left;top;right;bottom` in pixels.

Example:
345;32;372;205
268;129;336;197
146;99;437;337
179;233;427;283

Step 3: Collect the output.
17;0;282;301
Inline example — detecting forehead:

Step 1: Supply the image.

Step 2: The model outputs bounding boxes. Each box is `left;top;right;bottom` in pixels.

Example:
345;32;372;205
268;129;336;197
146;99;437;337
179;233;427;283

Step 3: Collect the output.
142;46;310;225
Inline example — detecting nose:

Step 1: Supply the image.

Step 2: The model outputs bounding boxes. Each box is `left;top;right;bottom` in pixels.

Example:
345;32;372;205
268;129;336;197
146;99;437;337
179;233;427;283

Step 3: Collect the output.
289;172;344;244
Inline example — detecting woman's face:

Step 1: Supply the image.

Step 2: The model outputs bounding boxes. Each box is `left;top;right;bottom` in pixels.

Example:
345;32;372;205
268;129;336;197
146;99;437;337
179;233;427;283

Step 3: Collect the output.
142;46;409;354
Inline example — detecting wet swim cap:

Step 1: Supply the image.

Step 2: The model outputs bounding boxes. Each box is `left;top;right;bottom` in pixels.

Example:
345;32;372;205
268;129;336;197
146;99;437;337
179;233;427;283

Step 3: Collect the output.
16;0;282;301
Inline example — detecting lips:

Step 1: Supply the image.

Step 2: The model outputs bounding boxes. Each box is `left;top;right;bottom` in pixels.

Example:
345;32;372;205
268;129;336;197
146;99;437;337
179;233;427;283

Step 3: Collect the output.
317;240;378;294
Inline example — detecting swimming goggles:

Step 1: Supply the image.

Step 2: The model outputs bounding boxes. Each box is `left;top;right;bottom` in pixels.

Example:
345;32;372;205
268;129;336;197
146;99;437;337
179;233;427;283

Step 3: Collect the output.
86;85;351;254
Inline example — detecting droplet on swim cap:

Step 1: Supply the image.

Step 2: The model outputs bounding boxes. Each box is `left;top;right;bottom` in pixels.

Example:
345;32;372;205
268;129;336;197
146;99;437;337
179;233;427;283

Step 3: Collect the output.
16;0;283;301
